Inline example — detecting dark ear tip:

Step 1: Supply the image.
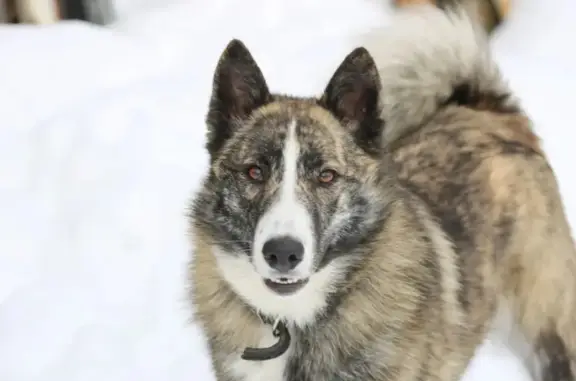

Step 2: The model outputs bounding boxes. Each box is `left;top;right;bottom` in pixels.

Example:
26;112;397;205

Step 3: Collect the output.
223;38;251;60
350;46;369;56
225;38;246;50
346;46;375;63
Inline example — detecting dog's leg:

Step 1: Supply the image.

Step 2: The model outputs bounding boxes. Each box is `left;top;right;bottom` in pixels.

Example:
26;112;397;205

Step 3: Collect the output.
491;154;576;381
510;231;576;381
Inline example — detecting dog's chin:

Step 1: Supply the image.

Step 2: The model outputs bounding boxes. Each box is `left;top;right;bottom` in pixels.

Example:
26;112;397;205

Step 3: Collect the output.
263;276;310;296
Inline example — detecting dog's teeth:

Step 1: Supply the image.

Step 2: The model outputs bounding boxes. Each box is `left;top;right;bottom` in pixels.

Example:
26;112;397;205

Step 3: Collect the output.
275;279;298;284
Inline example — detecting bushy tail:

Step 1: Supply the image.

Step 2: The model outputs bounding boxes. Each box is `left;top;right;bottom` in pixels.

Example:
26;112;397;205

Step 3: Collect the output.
357;3;519;145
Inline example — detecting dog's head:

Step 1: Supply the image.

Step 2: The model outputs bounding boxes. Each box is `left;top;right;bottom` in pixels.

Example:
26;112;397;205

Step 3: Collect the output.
192;40;392;325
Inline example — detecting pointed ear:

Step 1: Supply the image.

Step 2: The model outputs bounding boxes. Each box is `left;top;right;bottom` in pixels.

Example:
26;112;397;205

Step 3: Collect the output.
206;39;270;157
320;47;383;153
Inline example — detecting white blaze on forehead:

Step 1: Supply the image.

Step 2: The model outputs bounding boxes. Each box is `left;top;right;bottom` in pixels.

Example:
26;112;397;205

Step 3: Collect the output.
252;120;316;278
281;121;299;207
216;120;347;327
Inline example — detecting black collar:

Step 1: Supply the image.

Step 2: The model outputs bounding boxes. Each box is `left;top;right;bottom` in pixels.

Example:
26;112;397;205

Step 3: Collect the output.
241;315;291;361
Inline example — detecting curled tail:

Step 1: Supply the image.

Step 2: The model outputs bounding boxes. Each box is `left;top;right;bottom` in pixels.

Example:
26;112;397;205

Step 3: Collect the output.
358;3;518;145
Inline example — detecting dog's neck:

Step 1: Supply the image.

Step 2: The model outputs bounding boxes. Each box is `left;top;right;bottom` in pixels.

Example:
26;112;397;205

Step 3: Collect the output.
241;314;291;361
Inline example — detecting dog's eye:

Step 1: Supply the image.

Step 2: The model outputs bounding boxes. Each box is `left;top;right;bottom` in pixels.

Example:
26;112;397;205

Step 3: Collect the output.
246;165;264;182
318;169;338;184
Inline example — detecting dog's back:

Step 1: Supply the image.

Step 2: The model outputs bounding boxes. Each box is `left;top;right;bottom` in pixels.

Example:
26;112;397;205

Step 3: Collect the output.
361;5;576;380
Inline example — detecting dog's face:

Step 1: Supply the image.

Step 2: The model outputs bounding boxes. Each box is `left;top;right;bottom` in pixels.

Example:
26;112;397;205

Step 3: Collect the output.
192;40;390;326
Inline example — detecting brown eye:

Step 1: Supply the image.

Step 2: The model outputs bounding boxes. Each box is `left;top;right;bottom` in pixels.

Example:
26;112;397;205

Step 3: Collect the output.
247;165;264;181
318;169;337;184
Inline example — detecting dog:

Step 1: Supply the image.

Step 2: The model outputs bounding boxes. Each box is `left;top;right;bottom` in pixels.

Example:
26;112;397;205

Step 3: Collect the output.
189;4;576;381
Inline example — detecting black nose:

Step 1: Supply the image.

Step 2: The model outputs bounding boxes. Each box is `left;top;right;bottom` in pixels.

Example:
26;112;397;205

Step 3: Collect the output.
262;236;304;272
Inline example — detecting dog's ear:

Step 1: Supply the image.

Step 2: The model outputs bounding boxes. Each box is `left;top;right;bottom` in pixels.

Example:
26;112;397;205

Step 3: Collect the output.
320;47;383;154
206;39;270;157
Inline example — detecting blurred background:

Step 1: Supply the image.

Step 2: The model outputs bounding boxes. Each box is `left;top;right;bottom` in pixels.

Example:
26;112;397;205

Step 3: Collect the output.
0;0;575;380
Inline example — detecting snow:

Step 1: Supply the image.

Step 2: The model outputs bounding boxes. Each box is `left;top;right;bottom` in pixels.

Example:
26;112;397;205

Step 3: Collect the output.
0;0;574;380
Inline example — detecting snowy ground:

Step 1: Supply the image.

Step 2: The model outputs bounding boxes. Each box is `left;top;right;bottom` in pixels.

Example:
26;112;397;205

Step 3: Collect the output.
0;0;575;380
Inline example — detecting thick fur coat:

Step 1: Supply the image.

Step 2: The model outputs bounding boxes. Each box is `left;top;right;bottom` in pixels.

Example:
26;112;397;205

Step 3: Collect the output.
189;4;576;381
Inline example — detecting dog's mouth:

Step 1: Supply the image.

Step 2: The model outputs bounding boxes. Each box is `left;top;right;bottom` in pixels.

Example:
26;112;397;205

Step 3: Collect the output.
264;277;309;295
